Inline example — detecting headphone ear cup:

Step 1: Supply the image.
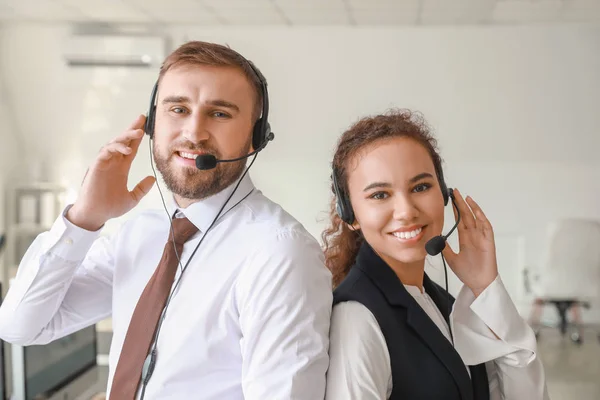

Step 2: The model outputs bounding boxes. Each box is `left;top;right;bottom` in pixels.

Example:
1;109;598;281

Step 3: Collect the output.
145;82;158;139
336;197;354;225
342;198;355;225
332;172;355;224
252;118;265;150
145;107;156;139
436;166;450;206
440;180;450;206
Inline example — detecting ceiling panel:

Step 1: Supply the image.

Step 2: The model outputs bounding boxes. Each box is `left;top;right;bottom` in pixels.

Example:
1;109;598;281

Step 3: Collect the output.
202;0;274;8
347;0;410;6
354;10;420;25
129;0;219;24
138;9;220;24
0;0;598;25
494;0;600;23
126;0;198;5
420;0;497;24
493;0;563;23
200;0;282;24
283;8;351;25
562;0;600;22
221;6;287;25
275;0;348;24
1;0;86;21
59;0;153;22
275;0;346;8
349;0;420;24
125;0;203;8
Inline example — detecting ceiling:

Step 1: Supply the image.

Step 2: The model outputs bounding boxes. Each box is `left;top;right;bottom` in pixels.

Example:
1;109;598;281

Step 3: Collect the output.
0;0;599;26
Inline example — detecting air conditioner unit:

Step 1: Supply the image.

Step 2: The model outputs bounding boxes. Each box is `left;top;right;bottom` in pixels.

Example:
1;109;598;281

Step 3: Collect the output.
63;34;167;68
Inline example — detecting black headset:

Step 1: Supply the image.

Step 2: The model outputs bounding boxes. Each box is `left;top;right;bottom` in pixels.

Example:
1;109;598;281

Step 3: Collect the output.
332;163;450;225
143;56;274;152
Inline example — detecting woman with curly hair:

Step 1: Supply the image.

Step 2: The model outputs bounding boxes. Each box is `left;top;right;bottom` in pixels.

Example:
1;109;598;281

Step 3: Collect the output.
323;109;548;399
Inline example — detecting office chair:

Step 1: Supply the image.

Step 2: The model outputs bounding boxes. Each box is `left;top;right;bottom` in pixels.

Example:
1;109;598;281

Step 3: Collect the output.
528;218;600;345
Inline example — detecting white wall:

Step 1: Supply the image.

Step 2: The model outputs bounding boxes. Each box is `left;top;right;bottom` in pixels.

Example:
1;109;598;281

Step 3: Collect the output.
0;69;21;182
1;22;599;320
0;30;23;277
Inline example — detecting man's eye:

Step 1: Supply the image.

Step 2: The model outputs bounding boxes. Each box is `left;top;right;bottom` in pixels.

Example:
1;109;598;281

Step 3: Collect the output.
212;111;231;118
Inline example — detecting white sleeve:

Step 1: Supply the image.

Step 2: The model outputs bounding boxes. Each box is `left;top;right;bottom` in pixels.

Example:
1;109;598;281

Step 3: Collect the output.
450;275;549;400
326;301;392;400
235;230;333;400
0;206;114;345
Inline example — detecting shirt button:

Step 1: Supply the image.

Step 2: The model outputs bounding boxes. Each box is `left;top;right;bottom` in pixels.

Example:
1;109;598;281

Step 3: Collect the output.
64;238;73;245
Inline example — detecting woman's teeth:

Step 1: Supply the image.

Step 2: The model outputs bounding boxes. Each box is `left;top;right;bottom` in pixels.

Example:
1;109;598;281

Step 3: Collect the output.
392;227;422;239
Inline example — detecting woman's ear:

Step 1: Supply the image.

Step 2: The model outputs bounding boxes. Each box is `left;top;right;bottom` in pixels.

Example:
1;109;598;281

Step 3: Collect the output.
350;220;360;231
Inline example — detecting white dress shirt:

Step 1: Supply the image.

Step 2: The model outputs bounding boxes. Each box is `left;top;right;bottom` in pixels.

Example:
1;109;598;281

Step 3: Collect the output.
325;275;549;399
0;174;333;400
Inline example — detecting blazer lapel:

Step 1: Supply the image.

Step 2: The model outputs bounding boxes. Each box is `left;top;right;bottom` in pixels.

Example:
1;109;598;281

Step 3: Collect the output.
421;275;474;400
356;243;474;400
355;243;411;308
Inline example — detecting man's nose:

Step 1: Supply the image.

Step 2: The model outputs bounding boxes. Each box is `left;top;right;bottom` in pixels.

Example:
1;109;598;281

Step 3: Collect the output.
182;112;210;143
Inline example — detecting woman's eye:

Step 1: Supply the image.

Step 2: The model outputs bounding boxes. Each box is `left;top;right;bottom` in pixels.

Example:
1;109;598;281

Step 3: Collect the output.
370;191;389;200
413;183;432;193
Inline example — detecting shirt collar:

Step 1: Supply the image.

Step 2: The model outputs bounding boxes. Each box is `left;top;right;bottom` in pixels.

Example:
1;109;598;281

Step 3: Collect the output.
167;173;255;233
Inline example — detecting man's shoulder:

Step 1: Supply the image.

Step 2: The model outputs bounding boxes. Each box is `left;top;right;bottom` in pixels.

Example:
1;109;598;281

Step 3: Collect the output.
236;192;325;261
243;192;317;241
235;193;332;291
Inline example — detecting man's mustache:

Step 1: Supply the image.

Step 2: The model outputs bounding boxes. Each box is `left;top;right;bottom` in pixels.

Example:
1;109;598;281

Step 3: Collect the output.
168;142;219;157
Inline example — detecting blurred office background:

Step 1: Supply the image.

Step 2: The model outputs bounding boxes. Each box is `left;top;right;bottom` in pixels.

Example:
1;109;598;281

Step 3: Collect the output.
0;0;599;399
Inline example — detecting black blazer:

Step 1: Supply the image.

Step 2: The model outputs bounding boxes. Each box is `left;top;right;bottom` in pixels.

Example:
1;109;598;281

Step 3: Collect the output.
333;242;490;400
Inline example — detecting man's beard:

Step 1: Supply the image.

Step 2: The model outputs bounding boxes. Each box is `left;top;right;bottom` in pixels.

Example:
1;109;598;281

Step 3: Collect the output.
153;142;248;201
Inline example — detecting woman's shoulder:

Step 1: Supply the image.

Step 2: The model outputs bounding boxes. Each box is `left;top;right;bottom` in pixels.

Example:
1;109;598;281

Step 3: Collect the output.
327;301;393;399
331;301;387;345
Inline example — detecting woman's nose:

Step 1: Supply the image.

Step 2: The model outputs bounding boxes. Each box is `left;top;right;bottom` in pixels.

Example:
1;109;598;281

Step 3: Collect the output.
392;194;419;222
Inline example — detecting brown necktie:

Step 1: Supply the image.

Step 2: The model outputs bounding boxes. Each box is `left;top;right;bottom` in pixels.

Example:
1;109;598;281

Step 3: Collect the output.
110;216;199;399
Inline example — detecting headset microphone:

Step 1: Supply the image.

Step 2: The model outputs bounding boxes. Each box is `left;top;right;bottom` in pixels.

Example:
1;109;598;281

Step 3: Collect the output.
425;235;447;257
195;132;274;170
425;188;460;256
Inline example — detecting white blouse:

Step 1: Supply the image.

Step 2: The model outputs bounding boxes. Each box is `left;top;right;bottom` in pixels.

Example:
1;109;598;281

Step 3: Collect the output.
325;275;549;399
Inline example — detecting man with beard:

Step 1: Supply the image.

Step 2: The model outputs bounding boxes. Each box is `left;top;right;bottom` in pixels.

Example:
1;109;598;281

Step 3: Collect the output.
0;41;332;400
